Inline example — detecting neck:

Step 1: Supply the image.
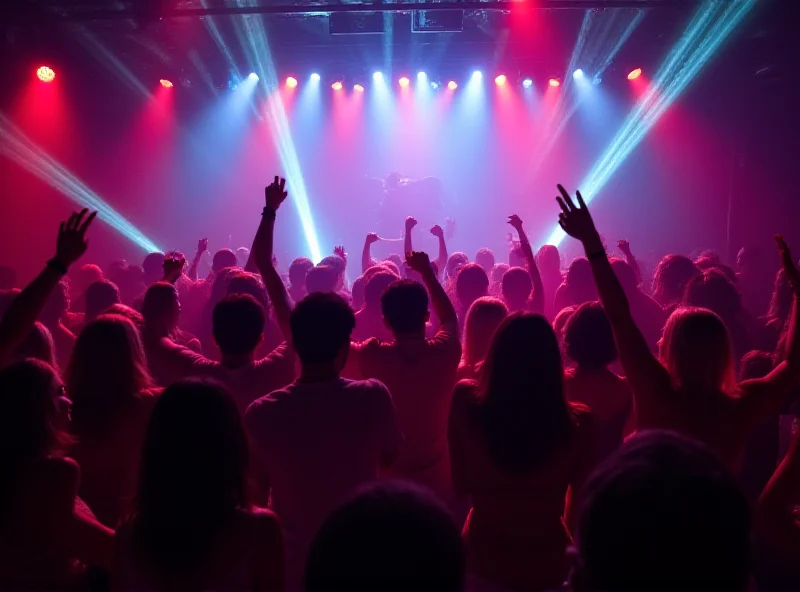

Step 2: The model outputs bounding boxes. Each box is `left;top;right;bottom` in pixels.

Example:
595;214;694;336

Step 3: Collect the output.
222;351;255;369
299;364;340;383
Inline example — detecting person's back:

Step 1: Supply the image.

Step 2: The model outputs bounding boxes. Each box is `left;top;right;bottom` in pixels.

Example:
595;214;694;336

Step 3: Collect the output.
245;293;401;590
352;261;461;500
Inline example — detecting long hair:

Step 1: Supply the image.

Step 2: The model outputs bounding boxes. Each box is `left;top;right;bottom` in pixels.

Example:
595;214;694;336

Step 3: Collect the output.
476;313;573;474
462;297;508;368
652;255;699;308
660;307;736;395
12;322;58;372
767;268;793;324
124;379;250;582
67;314;153;436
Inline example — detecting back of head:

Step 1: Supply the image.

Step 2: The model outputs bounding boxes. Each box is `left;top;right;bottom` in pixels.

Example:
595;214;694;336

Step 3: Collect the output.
226;272;267;308
291;293;355;366
381;279;429;336
610;259;637;293
446;252;469;280
104;303;145;331
684;269;743;323
213;294;265;356
67;314;152;434
475;248;495;273
142;282;179;326
320;255;346;277
768;268;793;321
306;265;338;295
289;257;314;287
41;280;69;324
463;297;508;367
74;264;104;293
660;307;735;394
537;245;561;278
509;244;525;269
566;257;597;303
364;270;398;309
478;313;571;474
235;247;250;268
577;430;750;592
491;263;509;285
553;306;576;343
501;267;533;309
13;322;57;370
564;302;617;370
129;378;248;580
456;263;489;309
212;248;238;274
652;254;699;307
386;254;404;274
740;350;774;381
381;260;402;278
306;481;465;592
142;252;165;283
85;279;121;320
0;359;67;467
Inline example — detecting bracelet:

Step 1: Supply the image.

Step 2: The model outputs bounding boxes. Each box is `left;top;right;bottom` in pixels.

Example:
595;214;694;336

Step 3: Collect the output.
47;258;68;275
587;249;606;261
262;207;277;220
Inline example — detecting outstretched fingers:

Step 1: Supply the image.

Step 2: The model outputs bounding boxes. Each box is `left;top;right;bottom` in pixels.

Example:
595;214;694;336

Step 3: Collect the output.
78;211;97;236
557;184;577;210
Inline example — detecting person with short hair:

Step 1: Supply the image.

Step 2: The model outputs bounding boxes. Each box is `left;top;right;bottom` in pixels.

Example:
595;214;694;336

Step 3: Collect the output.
305;265;338;295
475;248;495;275
575;430;751;592
305;481;465;592
288;257;314;303
244;177;402;591
84;279;121;323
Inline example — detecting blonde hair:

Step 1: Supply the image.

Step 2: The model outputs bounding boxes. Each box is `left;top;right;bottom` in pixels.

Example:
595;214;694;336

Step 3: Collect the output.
462;297;508;368
660;307;736;395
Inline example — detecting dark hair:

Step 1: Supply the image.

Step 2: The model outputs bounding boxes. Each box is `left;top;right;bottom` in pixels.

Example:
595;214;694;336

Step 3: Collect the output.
141;282;179;323
565;257;597;304
13;322;58;370
652;254;699;308
320;255;346;276
456;264;489;309
740;350;774;381
289;257;314;286
85;279;121;320
125;379;249;582
365;270;398;309
290;293;355;365
477;313;572;474
577;430;750;592
67;314;153;435
475;248;495;272
684;270;748;355
142;252;165;282
40;280;69;323
306;481;465;592
381;280;429;335
351;276;366;311
227;272;267;308
501;267;532;308
104;303;145;331
564;302;617;369
212;248;238;273
213;294;265;356
445;252;469;280
306;265;338;295
537;245;561;277
610;259;637;293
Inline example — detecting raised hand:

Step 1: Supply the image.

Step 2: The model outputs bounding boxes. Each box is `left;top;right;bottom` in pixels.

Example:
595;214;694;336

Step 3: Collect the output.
507;215;524;232
163;254;186;283
365;233;380;245
333;245;348;263
430;225;444;238
405;251;432;275
196;238;208;255
265;176;288;211
405;216;418;232
56;209;97;268
617;239;632;255
556;184;598;244
776;235;800;293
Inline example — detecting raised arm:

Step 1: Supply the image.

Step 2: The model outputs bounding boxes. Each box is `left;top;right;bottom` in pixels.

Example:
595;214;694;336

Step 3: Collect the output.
556;184;671;400
508;215;545;315
0;209;96;367
252;177;292;342
406;250;458;328
362;233;379;273
430;224;448;277
618;240;642;285
186;238;208;281
404;217;417;261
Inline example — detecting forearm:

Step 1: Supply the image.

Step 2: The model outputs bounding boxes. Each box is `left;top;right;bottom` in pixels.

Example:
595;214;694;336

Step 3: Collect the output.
404;228;413;258
757;447;800;558
436;236;448;272
624;251;642;285
518;228;545;315
254;215;292;341
362;242;375;273
187;254;201;281
422;269;457;325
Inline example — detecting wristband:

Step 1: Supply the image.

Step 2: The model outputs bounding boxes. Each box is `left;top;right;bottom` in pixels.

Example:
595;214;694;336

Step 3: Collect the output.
587;249;606;261
47;258;68;275
262;207;277;220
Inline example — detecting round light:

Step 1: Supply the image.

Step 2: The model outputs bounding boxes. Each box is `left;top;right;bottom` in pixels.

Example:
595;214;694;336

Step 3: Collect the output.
286;76;298;88
160;79;174;88
627;68;643;81
548;78;560;88
447;80;457;90
573;69;584;79
522;78;533;88
417;71;427;80
248;72;259;80
353;84;364;92
398;76;410;87
472;70;483;80
373;71;383;82
494;74;507;86
37;66;55;83
310;73;321;82
332;81;343;91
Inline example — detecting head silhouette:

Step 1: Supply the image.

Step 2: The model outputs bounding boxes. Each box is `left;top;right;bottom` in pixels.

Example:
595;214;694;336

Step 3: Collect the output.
462;297;508;368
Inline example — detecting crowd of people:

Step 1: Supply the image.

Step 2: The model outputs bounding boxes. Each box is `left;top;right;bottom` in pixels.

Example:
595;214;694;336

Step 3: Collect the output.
1;177;799;591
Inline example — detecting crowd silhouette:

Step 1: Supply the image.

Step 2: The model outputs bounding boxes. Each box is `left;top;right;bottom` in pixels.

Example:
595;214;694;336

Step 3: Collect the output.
1;179;799;591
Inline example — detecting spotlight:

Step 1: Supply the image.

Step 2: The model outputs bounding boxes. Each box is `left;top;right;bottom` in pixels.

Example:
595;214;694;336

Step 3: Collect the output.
472;70;483;81
548;78;561;88
431;81;439;90
627;67;643;80
353;84;364;92
310;73;321;82
494;74;507;86
398;76;410;87
37;66;55;83
332;81;343;91
160;79;173;88
417;71;427;80
248;72;259;81
573;69;584;79
286;76;298;88
522;78;533;88
447;80;458;90
373;71;383;82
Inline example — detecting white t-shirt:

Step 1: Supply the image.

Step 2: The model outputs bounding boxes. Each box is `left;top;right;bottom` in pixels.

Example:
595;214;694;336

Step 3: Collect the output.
244;377;402;591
